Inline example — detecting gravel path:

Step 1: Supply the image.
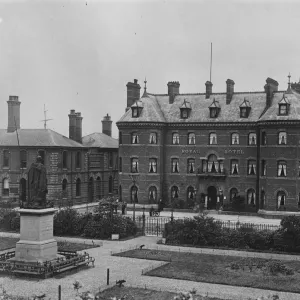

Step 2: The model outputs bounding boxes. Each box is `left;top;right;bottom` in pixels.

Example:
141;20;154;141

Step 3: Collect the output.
0;233;299;300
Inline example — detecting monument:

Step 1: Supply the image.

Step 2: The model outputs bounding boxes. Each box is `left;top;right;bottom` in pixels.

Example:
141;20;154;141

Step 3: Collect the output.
14;156;58;262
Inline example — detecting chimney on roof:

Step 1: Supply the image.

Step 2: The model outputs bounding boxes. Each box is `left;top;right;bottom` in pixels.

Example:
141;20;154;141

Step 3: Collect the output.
102;113;112;137
126;79;141;111
75;112;83;144
167;81;180;104
7;96;21;133
68;109;77;141
264;77;279;107
205;81;213;99
226;79;235;105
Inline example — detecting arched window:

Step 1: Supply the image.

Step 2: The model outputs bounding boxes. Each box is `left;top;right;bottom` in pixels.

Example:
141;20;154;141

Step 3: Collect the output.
187;186;195;200
230;188;238;202
231;133;239;145
109;176;113;194
131;185;138;203
209;133;217;145
96;177;102;200
62;179;68;198
76;178;81;196
2;178;9;196
248;133;257;145
278;131;287;145
247;189;256;205
148;186;157;204
277;191;286;208
171;186;179;200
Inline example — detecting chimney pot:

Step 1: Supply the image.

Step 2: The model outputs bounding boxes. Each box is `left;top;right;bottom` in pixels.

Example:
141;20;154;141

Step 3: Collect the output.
126;79;141;109
205;81;213;99
167;81;180;104
102;113;113;137
226;79;235;104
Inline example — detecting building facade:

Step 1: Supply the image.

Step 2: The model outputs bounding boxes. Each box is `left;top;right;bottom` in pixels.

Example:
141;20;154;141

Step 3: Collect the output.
117;77;300;212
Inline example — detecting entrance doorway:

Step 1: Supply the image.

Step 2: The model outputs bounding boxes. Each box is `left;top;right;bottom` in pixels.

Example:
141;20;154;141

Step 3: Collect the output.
207;186;217;209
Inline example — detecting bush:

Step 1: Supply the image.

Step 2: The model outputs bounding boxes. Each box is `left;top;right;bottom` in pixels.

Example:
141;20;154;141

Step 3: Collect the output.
0;208;20;231
54;208;82;236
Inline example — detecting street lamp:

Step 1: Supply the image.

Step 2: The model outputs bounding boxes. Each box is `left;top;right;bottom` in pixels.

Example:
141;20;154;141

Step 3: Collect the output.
128;174;139;222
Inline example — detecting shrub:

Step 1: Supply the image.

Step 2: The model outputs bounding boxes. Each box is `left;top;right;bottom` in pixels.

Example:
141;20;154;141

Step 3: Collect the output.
0;208;19;231
54;208;82;236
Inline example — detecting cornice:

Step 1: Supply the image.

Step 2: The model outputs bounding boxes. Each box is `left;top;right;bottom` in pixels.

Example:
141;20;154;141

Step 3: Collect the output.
258;120;300;127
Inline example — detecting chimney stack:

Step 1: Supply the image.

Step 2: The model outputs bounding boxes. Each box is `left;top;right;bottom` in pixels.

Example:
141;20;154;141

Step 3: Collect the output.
167;81;180;104
7;96;21;133
68;110;76;141
102;113;112;137
226;79;235;104
75;112;83;144
205;81;213;99
126;79;141;111
264;77;279;107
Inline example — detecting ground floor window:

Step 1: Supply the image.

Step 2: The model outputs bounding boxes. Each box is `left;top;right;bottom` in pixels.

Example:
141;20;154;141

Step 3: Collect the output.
2;178;9;196
277;191;286;208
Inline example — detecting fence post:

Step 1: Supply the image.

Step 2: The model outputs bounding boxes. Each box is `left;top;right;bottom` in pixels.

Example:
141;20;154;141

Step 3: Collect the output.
58;285;61;300
157;218;159;236
107;268;110;285
142;214;146;235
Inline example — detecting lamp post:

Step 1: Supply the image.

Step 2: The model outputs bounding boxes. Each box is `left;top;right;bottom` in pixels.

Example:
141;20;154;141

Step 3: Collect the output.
128;174;139;222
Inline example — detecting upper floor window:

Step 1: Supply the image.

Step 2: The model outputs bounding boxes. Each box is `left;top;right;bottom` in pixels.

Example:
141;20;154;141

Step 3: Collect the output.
149;158;157;173
172;133;180;145
131;100;143;118
209;133;217;145
261;132;267;145
248;133;257;145
149;132;157;144
187;158;195;173
278;94;290;116
62;151;67;169
20;150;27;169
119;132;122;144
2;178;9;196
261;160;266;176
3;150;9;168
38;150;45;165
108;152;113;168
239;99;251;118
231;133;239;145
131;158;139;173
180;99;191;119
76;151;81;168
172;158;179;173
277;161;287;177
188;133;195;145
278;131;287;145
209;99;220;118
131;132;139;144
248;160;256;175
231;159;239;175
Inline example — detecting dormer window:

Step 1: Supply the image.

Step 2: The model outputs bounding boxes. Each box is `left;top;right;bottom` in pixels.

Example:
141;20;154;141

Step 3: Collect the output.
239;98;251;118
209;99;220;118
278;94;290;116
131;100;143;118
180;99;191;119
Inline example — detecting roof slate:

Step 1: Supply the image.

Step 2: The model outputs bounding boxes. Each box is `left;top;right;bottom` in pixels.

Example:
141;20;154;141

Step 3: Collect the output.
82;132;118;148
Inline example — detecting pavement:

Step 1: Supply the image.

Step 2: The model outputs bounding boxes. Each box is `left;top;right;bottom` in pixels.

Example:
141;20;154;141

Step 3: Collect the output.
0;232;299;300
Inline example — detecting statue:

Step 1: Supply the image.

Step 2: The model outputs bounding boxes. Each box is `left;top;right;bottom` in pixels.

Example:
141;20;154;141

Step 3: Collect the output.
22;156;52;209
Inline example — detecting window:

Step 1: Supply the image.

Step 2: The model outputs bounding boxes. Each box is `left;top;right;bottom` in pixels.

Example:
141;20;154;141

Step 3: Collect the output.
131;132;139;144
278;131;287;145
76;151;81;168
62;179;67;198
231;133;239;145
247;189;256;205
109;176;113;193
119;157;122;172
231;160;239;175
149;158;157;173
38;150;45;165
2;178;9;196
20;150;27;169
277;161;287;177
209;133;217;145
261;160;266;176
76;178;81;196
240;107;248;118
131;186;138;203
277;191;286;208
279;104;288;115
96;177;102;200
187;158;195;173
149;186;157;203
248;160;256;175
149;132;157;144
187;186;195;200
239;99;251;118
119;132;122;144
207;154;219;173
230;188;238;202
188;133;195;145
132;108;138;117
108;152;113;168
248;133;257;145
131;100;143;118
171;186;179;200
131;158;139;173
180;99;191;119
172;158;179;173
62;151;67;169
261;132;267;145
172;133;180;145
3;150;9;168
209;99;220;118
181;109;188;119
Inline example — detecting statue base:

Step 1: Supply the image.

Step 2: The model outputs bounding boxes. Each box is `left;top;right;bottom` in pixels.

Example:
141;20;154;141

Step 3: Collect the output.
13;208;58;263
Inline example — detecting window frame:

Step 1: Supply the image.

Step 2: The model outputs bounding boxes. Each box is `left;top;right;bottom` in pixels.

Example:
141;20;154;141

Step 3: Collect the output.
20;149;27;169
131;157;139;173
2;150;9;168
231;133;239;145
247;189;256;205
279;104;288;116
209;133;217;145
230;159;239;175
76;178;81;197
131;132;139;144
148;186;157;203
62;150;68;169
149;158;157;173
172;133;180;145
247;160;257;176
149;132;157;144
188;133;196;145
171;158;179;173
187;158;195;174
277;161;287;177
278;131;287;145
75;151;81;169
248;133;257;145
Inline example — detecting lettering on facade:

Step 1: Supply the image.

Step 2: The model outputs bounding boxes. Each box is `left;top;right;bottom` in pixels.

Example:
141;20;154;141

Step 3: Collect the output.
224;149;244;155
181;149;245;155
181;149;202;154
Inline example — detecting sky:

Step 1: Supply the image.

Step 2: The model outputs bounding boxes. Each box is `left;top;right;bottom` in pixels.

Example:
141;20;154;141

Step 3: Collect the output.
0;0;300;139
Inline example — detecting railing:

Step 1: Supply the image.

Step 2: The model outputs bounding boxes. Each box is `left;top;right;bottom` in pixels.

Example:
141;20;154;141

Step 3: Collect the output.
197;169;226;178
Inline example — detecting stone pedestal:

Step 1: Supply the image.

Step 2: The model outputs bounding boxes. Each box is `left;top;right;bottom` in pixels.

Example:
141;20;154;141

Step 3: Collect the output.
14;208;58;263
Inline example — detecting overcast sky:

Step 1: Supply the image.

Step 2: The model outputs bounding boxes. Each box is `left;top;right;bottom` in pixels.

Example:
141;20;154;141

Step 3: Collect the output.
0;0;299;139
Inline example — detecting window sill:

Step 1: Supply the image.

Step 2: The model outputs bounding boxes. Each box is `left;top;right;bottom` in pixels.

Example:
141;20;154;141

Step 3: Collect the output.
2;167;9;170
148;172;158;174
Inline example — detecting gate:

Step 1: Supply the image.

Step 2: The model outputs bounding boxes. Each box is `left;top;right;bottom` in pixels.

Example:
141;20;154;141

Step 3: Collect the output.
144;216;172;236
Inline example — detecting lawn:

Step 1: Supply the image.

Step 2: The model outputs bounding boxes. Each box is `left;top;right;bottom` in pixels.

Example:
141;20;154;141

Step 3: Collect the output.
96;286;224;300
113;249;300;294
0;237;19;251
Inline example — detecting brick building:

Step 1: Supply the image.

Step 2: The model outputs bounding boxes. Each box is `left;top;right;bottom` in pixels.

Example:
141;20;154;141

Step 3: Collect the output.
117;76;300;212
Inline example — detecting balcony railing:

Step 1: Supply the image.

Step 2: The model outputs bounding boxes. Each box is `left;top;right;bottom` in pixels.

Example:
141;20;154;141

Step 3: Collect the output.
197;168;226;179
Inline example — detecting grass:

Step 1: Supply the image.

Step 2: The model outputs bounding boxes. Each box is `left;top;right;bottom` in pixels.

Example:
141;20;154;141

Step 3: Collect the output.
0;237;19;251
114;249;300;294
96;286;224;300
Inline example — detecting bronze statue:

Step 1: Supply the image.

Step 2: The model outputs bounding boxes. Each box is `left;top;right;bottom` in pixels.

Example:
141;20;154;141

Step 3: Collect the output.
22;156;51;209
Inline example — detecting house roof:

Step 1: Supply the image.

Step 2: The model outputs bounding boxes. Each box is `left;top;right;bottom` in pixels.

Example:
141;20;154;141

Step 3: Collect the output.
0;129;84;147
82;132;118;148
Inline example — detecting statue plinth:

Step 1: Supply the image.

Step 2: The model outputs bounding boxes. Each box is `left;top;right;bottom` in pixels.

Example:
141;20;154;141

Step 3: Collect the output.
13;208;58;263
